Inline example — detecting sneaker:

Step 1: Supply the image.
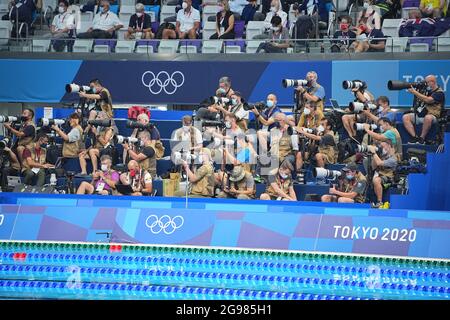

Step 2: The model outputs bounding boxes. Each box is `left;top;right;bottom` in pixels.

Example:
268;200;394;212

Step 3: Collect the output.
382;202;390;209
408;136;420;144
416;137;425;145
254;175;264;183
372;202;383;208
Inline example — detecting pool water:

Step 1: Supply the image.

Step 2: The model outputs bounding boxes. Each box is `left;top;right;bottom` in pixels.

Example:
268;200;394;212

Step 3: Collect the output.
0;241;448;300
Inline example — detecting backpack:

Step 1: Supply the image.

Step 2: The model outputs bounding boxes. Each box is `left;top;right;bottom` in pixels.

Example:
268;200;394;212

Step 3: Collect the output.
128;106;151;120
155;22;176;39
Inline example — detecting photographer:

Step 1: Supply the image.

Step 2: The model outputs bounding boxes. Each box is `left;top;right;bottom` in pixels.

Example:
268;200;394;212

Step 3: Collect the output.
79;112;115;175
78;79;114;120
402;75;445;144
252;93;282;130
119;160;153;196
294;100;324;129
321;163;367;203
172;115;203;155
196;76;236;121
21;133;55;187
362;96;396;124
260;160;297;201
363;117;402;161
52;113;84;159
130;113;161;142
270;113;298;170
0;145;21;191
123;131;157;178
214;91;249;131
3;108;35;163
367;141;398;208
77;155;119;195
294;71;326;113
217;165;255;200
175;148;215;198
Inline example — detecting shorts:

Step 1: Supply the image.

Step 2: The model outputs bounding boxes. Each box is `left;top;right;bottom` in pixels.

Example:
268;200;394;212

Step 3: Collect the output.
95;188;112;195
405;113;437;124
374;172;393;186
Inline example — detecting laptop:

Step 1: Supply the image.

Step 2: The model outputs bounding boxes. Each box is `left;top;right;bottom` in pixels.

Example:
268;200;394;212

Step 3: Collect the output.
116;184;134;195
7;176;21;188
329;99;346;113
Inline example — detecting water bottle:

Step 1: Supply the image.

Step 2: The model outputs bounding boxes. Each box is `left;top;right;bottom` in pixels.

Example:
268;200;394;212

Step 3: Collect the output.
50;174;57;186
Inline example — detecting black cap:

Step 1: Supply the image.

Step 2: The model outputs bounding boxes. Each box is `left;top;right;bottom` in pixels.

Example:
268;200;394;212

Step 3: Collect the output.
342;163;358;172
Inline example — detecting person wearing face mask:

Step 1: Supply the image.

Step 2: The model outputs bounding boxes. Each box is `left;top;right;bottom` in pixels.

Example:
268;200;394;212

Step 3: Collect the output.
79;112;115;175
196;77;236;121
119;160;153;196
3;108;35;163
294;100;324;130
125;3;154;40
256;15;290;53
331;16;356;52
260;160;297;201
263;0;287;30
77;155;119;195
367;140;397;208
252;93;282;131
163;0;200;39
361;96;396;124
52;113;84;159
0;144;21;191
403;74;445;144
212;114;243;162
356;0;381;31
210;0;235;39
78;79;114;122
77;0;123;39
363;117;402;160
21;133;55;187
123;131;158;178
175;148;215;198
321;163;367;203
50;0;75;52
213;91;249;131
295;71;326;114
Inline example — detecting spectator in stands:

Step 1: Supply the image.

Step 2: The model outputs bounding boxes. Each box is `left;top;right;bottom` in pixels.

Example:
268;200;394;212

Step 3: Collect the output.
321;163;367;203
241;0;258;24
376;0;402;19
52;113;83;159
176;148;216;198
350;24;386;52
172;115;203;155
341;84;375;138
229;0;248;15
294;71;326;113
263;0;288;29
399;9;436;37
50;0;75;52
256;15;290;53
2;0;40;36
0;145;21;191
210;0;236;39
138;0;162;5
125;3;154;40
77;0;123;39
163;0;200;39
368;140;398;208
260;160;297;201
364;117;403;160
3;108;35;163
357;0;381;30
119;159;153;196
78;79;114;120
419;0;445;18
217;165;255;199
123;130;158;178
77;155;119;195
331;16;356;52
21;133;55;187
79;112;114;175
402;74;445;144
196;76;236;121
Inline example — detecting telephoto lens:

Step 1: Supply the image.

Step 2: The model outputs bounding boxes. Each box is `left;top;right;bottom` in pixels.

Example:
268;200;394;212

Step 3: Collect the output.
342;80;366;90
282;79;308;88
65;83;91;93
313;167;342;180
0;116;18;123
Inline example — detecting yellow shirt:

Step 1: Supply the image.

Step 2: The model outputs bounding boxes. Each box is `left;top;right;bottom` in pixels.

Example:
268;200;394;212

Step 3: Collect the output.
420;0;442;10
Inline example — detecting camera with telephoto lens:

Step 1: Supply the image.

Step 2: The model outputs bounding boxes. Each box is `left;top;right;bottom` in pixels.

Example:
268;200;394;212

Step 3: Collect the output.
286;126;316;136
208;96;231;106
201;120;227;128
357;144;379;154
0;137;11;150
342;80;367;90
354;123;378;131
282;79;308;88
173;150;196;165
114;135;141;146
313;167;342;180
243;101;266;112
65;83;92;94
387;80;427;91
348;101;378;113
0;116;19;123
88;119;112;127
38;118;66;127
126;120;154;131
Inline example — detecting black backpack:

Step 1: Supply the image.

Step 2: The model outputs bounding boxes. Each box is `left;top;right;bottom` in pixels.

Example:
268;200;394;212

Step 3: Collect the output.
155;22;175;39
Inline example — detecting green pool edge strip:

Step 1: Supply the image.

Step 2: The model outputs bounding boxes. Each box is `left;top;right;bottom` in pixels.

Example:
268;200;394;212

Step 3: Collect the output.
1;240;449;268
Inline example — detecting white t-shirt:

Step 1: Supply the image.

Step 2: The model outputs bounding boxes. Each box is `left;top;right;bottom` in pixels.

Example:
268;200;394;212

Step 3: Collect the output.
92;10;122;31
230;104;249;121
51;12;75;31
176;7;201;33
264;10;288;29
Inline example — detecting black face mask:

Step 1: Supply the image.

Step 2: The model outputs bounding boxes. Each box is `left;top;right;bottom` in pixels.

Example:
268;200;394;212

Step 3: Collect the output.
21;116;28;122
40;143;48;149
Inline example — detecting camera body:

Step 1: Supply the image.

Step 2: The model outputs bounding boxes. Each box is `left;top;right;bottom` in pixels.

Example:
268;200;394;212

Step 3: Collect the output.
202;120;227;129
243;101;266;112
342;80;367;90
126;120;154;131
0;137;11;150
282;79;308;88
313;167;342;180
65;83;92;94
173;150;196;165
348;101;378;113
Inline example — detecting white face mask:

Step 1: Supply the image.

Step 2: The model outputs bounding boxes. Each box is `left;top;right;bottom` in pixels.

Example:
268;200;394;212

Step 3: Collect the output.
303;108;311;115
225;121;232;129
279;172;288;179
136;12;143;17
317;125;325;133
101;164;108;172
58;6;65;14
183;125;190;132
182;2;188;9
363;2;370;9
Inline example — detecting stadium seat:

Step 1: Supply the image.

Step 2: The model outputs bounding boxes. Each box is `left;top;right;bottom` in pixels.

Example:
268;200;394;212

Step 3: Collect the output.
160;4;176;23
76;20;91;34
381;19;402;38
246;21;265;40
224;40;244;53
117;27;128;40
202;21;217;40
0;20;12;46
0;3;8;15
93;39;116;53
384;37;407;52
333;0;349;12
135;39;159;53
437;37;450;52
158;39;179;53
119;12;133;27
115;40;136;53
409;43;429;52
120;0;135;6
202;5;219;23
72;39;93;52
79;11;94;22
246;40;264;53
109;5;119;15
120;5;135;14
145;5;160;22
32;39;51;52
234;21;245;39
179;40;201;53
201;40;223;53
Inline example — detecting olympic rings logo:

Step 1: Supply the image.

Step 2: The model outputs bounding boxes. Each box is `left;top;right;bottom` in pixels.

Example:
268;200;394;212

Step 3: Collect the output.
145;215;184;235
141;71;185;95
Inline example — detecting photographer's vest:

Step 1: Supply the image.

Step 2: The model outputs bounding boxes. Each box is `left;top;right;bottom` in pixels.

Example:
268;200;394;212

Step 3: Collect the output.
138;145;157;177
266;173;292;198
190;163;215;197
300;85;324;112
94;127;113;150
277;130;294;162
99;88;113;119
376;156;396;179
298;112;323;129
62;125;83;158
425;87;444;118
21;143;47;171
318;132;337;163
17;122;36;147
340;172;366;203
